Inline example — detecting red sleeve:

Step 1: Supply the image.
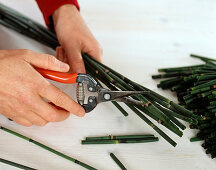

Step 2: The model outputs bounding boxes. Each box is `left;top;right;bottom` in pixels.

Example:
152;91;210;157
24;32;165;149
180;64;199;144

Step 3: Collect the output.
35;0;80;28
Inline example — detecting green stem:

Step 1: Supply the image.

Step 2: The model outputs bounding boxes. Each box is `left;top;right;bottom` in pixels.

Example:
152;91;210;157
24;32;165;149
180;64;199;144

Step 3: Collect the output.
136;105;183;137
84;55;174;126
190;54;216;62
86;134;155;140
153;102;186;130
190;137;204;142
0;158;36;170
0;126;97;170
158;65;205;73
126;104;177;147
111;101;129;117
85;58;182;139
110;153;127;170
82;138;158;144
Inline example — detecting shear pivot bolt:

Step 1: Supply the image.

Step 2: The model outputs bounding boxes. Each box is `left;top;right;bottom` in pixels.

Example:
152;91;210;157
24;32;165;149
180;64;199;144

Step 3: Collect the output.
89;87;93;91
89;99;93;103
104;93;111;100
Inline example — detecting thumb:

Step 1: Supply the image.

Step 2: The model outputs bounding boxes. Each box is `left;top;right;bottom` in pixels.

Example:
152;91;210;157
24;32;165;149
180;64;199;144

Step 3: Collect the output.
23;52;70;72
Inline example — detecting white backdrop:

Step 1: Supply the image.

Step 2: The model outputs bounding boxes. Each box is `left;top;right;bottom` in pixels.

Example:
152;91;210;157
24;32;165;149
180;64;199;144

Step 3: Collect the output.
0;0;216;169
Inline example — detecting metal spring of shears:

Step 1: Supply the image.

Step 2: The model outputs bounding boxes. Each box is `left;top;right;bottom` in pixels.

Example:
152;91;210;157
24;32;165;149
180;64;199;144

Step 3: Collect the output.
77;83;85;105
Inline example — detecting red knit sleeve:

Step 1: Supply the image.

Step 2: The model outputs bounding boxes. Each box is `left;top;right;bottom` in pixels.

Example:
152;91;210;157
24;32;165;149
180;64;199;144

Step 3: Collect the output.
35;0;80;28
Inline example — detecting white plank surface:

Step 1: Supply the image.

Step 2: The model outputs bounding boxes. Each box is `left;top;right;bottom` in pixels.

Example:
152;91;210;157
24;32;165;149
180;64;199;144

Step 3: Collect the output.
0;0;216;169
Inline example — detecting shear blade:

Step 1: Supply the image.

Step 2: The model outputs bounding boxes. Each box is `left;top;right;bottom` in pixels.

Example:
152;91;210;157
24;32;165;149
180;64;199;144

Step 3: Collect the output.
114;97;144;105
107;90;149;100
98;89;149;103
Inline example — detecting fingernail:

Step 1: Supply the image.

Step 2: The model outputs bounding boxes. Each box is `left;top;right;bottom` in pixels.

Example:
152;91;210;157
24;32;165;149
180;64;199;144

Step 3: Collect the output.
78;109;85;117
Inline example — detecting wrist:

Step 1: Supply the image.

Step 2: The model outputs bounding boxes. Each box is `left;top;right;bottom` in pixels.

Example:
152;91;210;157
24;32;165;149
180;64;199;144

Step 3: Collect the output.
53;4;78;25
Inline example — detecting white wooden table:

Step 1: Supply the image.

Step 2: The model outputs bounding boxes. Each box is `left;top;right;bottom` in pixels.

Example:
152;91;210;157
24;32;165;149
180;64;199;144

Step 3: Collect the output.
0;0;216;169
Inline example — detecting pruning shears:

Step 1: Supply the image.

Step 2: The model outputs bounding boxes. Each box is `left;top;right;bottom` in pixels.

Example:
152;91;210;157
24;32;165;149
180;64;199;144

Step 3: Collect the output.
36;68;149;113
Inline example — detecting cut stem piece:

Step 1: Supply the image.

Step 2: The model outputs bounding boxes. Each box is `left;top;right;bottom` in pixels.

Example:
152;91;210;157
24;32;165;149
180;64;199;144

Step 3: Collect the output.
110;153;127;170
82;138;158;144
86;134;155;141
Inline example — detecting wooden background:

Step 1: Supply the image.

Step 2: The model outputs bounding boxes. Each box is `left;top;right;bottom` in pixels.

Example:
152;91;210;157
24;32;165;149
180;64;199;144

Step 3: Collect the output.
0;0;216;169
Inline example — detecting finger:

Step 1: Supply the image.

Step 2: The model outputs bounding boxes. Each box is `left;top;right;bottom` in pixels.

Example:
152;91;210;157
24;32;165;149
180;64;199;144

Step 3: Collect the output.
38;83;85;117
62;49;68;63
83;39;103;63
48;102;67;111
23;111;48;127
68;49;85;73
0;49;32;57
56;46;68;63
32;95;71;122
56;46;64;62
13;117;32;127
22;52;70;72
63;43;86;73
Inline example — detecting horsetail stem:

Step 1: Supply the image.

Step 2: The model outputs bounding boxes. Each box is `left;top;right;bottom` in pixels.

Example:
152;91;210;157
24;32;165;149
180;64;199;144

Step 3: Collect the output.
0;158;36;170
86;134;155;140
110;153;127;170
0;126;97;170
154;54;216;158
82;138;159;144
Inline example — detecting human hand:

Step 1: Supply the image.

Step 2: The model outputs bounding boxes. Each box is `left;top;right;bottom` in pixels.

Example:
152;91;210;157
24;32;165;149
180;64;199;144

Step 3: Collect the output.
53;4;102;73
0;49;85;127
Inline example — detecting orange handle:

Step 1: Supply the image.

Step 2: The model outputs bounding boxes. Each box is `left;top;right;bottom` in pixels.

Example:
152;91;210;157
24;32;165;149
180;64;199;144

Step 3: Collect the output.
36;68;78;84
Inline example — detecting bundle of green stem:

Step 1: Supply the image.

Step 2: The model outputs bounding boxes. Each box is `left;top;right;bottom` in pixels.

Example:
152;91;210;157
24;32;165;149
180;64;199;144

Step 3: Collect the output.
0;3;199;147
153;54;216;158
82;134;159;144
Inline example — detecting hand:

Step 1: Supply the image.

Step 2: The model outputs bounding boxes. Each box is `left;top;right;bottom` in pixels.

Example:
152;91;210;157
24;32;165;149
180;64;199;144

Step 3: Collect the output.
0;49;85;127
53;4;103;73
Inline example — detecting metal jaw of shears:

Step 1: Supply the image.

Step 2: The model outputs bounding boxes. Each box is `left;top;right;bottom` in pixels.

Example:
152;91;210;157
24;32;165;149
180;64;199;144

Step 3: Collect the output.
36;68;149;113
78;85;149;113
